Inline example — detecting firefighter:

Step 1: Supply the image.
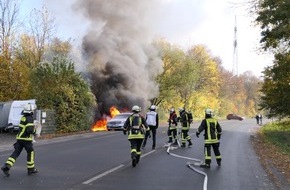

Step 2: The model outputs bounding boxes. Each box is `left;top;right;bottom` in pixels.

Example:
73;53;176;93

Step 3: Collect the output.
196;108;222;168
142;105;159;149
178;107;193;147
1;103;38;177
167;108;178;145
123;105;149;167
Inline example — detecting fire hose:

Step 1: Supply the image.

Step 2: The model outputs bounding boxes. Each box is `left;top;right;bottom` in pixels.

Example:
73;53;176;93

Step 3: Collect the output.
165;143;208;190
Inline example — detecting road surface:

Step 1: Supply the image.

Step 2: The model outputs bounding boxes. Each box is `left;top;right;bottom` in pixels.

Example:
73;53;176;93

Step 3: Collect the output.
0;119;276;190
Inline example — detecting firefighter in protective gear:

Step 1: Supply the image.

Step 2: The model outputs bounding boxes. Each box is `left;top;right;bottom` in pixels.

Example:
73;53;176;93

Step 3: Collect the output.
1;103;38;176
167;108;178;145
178;107;193;147
196;108;222;168
123;105;149;167
142;105;159;149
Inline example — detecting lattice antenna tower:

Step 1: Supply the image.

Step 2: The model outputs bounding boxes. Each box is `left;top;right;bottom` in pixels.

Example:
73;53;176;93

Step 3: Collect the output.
232;15;239;76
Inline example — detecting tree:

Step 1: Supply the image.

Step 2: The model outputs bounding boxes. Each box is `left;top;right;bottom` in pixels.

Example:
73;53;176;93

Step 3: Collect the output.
27;6;55;63
254;0;290;118
153;40;185;109
240;71;263;116
154;40;223;117
0;0;19;57
259;52;290;118
186;45;221;115
254;0;290;52
0;55;30;100
31;56;96;132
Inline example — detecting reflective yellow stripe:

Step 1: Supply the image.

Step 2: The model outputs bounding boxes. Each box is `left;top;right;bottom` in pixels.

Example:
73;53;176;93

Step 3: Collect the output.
27;163;35;168
17;122;34;141
169;126;177;130
6;157;16;167
128;116;144;139
131;149;137;153
128;133;144;139
206;118;218;142
8;157;15;163
204;147;211;159
205;155;211;159
205;139;219;144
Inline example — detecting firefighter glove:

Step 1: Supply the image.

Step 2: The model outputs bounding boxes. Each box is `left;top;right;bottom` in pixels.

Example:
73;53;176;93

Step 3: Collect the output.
196;132;200;138
123;129;127;135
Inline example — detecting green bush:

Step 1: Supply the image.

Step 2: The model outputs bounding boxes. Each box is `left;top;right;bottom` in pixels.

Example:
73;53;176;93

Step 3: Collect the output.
31;56;96;133
262;120;290;156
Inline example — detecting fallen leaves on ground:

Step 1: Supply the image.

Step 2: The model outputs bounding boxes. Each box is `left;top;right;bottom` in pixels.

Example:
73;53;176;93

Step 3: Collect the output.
251;131;290;189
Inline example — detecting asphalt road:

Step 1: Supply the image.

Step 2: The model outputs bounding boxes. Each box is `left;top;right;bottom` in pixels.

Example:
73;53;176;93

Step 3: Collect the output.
0;119;277;190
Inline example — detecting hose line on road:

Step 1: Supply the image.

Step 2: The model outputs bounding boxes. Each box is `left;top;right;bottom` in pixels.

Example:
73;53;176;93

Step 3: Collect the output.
166;145;208;190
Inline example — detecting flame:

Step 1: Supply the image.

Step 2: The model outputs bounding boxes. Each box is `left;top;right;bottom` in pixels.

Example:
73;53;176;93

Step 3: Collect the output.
91;106;121;132
110;106;120;117
91;119;107;132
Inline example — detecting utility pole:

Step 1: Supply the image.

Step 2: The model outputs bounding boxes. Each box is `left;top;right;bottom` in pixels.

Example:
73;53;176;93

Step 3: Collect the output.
232;15;239;76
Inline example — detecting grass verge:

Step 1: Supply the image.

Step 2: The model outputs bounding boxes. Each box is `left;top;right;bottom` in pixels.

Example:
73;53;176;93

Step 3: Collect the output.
261;120;290;157
251;119;290;189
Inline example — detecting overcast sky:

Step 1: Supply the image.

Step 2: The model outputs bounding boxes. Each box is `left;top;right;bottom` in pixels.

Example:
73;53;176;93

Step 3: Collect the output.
21;0;273;77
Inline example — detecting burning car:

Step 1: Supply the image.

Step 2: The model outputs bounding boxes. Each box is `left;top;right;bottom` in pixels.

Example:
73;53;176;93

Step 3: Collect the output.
106;112;132;131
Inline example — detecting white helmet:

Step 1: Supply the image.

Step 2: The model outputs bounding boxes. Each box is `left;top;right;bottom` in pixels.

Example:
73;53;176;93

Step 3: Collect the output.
170;108;175;113
205;108;213;116
150;105;156;111
23;103;37;114
132;105;141;113
178;107;184;112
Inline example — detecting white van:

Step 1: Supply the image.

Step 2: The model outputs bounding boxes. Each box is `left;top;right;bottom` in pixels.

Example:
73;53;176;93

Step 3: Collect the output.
0;99;36;132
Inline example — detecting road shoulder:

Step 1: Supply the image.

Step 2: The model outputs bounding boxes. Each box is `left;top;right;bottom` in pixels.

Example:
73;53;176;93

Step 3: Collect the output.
251;126;290;190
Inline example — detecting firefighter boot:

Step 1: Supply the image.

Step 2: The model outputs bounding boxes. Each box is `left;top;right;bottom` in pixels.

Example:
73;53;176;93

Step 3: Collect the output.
181;143;186;148
28;168;38;175
200;163;210;169
188;140;192;147
132;157;137;167
136;155;140;164
217;159;221;167
1;165;10;177
200;160;211;169
172;140;178;146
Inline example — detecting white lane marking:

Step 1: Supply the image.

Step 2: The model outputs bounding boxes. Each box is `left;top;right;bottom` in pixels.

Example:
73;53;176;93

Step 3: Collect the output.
82;164;125;185
82;150;156;185
141;150;156;158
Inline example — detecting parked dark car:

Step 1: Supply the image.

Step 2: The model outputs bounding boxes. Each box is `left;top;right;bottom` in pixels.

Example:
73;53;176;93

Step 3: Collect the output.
226;114;244;121
106;112;132;131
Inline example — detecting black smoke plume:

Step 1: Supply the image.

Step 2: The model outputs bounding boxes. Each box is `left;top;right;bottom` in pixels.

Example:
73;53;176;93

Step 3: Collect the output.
74;0;163;118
